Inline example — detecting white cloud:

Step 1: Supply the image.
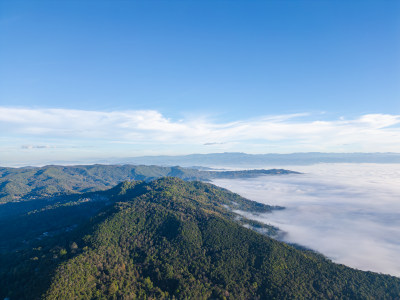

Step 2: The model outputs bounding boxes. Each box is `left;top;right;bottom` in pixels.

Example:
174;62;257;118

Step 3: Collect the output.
0;107;400;154
21;145;55;149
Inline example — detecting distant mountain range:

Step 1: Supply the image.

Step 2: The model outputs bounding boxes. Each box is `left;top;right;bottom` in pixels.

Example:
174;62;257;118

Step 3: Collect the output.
3;152;400;168
105;152;400;167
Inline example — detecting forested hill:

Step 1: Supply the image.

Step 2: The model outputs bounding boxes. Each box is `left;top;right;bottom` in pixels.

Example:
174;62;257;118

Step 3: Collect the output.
0;164;297;203
2;178;399;299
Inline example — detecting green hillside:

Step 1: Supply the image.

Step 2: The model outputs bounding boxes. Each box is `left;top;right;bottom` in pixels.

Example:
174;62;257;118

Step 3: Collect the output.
0;164;297;203
2;178;398;299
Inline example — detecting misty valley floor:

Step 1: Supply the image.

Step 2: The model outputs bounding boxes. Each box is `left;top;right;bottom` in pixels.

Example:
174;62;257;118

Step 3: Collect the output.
212;163;400;277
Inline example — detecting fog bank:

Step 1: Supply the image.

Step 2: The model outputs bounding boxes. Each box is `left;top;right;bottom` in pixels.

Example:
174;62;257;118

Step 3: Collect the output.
212;163;400;277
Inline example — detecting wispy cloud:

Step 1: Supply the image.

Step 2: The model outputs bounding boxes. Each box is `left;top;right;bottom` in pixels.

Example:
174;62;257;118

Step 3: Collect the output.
204;142;226;146
0;107;400;154
21;145;56;149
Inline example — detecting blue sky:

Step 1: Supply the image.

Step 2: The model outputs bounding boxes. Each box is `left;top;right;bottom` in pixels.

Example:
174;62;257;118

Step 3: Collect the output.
0;0;399;165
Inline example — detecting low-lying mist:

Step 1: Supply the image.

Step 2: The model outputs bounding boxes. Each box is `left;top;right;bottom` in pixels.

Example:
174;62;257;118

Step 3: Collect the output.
212;163;400;277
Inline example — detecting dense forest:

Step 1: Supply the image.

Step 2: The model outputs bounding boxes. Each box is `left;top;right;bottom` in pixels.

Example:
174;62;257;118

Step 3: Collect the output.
0;164;298;203
1;178;399;299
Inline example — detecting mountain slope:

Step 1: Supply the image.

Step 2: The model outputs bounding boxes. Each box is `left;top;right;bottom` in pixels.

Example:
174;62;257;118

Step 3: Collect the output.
35;178;400;299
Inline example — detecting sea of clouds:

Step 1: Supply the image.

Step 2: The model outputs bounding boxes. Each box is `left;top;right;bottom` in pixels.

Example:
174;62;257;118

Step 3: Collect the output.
212;163;400;277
